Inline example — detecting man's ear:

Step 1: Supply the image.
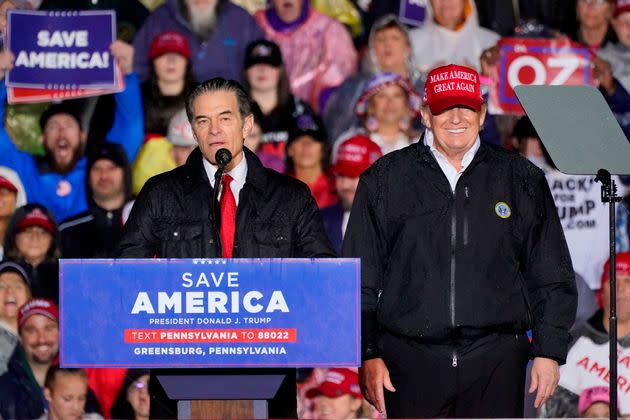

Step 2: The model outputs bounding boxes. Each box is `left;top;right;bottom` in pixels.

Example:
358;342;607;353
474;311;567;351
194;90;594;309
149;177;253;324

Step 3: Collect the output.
242;114;254;140
420;106;432;129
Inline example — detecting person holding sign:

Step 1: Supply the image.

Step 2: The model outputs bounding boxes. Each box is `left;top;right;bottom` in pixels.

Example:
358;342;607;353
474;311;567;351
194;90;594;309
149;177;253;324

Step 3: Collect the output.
0;40;142;222
343;63;577;418
117;77;335;418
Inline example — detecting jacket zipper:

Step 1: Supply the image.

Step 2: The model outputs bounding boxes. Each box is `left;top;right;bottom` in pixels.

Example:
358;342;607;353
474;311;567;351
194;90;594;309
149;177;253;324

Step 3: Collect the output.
463;186;470;246
450;190;456;328
451;190;457;367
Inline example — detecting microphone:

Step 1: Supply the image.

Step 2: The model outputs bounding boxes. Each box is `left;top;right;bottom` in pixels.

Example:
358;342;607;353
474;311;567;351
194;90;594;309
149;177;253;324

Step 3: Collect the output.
215;148;232;169
212;148;233;256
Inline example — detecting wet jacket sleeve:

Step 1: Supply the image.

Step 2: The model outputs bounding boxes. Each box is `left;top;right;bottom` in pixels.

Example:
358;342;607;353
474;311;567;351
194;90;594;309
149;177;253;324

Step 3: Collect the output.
293;183;336;258
0;82;37;170
523;173;578;363
107;72;143;163
342;175;386;361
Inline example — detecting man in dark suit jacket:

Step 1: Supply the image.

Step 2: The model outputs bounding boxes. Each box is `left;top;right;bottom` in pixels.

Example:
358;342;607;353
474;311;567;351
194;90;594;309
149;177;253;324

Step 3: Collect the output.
117;77;335;418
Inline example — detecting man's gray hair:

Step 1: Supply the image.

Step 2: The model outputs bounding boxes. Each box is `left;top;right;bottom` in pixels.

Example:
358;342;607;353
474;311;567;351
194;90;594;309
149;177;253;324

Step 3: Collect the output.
185;77;252;123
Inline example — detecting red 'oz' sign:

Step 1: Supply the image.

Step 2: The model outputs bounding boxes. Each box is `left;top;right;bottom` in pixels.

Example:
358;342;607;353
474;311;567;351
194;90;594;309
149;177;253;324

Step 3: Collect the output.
490;37;594;115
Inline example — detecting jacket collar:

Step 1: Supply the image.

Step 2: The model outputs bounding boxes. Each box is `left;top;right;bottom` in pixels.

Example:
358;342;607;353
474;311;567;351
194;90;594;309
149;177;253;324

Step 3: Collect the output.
415;132;488;167
183;147;268;195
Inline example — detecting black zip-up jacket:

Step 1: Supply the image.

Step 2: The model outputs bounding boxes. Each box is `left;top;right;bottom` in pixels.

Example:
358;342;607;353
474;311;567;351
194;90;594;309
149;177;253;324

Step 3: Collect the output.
59;206;127;258
117;146;335;259
343;140;577;363
0;347;45;420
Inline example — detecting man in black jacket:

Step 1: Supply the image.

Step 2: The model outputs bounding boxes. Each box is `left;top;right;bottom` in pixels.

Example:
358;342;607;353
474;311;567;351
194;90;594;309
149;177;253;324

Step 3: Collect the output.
343;64;577;418
117;77;335;418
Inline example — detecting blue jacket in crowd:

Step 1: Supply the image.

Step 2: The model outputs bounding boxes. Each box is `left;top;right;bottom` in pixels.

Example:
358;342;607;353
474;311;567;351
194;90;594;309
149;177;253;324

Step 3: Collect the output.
0;73;143;222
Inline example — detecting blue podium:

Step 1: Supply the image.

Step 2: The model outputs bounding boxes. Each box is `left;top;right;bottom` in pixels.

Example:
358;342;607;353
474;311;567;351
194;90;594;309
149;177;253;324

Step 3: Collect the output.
60;258;360;418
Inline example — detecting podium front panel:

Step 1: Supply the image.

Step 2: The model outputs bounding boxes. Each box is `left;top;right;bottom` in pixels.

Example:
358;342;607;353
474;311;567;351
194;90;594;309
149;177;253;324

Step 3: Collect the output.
59;258;360;368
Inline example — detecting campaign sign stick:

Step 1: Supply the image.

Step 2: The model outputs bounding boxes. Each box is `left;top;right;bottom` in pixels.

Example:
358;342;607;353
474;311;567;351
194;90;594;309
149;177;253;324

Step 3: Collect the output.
6;10;117;89
491;37;593;115
60;258;360;368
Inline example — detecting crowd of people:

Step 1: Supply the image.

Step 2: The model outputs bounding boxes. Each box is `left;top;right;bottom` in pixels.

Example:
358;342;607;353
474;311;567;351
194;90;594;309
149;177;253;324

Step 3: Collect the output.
0;0;628;418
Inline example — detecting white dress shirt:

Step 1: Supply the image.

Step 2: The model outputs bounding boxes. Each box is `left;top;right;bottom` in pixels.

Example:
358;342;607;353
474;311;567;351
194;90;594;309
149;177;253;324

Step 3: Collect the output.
203;153;248;205
424;129;480;192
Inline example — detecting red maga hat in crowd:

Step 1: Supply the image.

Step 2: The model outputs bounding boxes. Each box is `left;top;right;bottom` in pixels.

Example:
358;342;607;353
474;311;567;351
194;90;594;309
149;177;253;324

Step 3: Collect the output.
0;176;17;193
149;32;191;60
596;251;630;307
306;368;363;400
18;298;59;330
15;208;55;234
331;134;382;178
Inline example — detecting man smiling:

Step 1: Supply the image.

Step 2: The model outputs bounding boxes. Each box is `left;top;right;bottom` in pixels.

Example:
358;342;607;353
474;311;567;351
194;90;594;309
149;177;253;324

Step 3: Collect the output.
0;298;59;419
343;64;577;418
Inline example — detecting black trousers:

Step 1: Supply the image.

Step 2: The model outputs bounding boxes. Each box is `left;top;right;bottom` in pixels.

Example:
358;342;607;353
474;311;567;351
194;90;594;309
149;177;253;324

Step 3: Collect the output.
148;368;297;419
381;331;531;418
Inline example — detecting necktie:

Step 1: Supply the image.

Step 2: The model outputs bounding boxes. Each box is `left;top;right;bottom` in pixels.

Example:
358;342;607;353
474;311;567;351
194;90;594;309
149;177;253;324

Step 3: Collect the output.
219;174;236;258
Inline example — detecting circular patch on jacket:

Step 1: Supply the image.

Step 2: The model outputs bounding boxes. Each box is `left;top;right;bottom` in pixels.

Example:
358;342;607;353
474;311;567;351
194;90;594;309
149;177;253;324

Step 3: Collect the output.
495;202;511;219
56;180;72;197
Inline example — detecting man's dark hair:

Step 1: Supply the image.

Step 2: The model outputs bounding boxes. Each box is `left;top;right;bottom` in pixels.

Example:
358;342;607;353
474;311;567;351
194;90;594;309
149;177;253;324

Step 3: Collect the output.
186;77;252;123
44;366;87;390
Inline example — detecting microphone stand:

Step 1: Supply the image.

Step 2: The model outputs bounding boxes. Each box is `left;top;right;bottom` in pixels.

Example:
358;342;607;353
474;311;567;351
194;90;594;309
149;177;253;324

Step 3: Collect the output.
595;169;623;420
212;166;225;258
210;148;232;257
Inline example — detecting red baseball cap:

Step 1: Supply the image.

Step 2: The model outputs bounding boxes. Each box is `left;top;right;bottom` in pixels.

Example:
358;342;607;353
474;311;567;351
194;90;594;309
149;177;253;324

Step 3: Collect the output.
16;208;56;235
18;298;59;330
306;368;363;400
615;0;630;17
596;251;630;307
332;135;382;178
0;176;17;193
423;64;484;114
149;32;191;60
